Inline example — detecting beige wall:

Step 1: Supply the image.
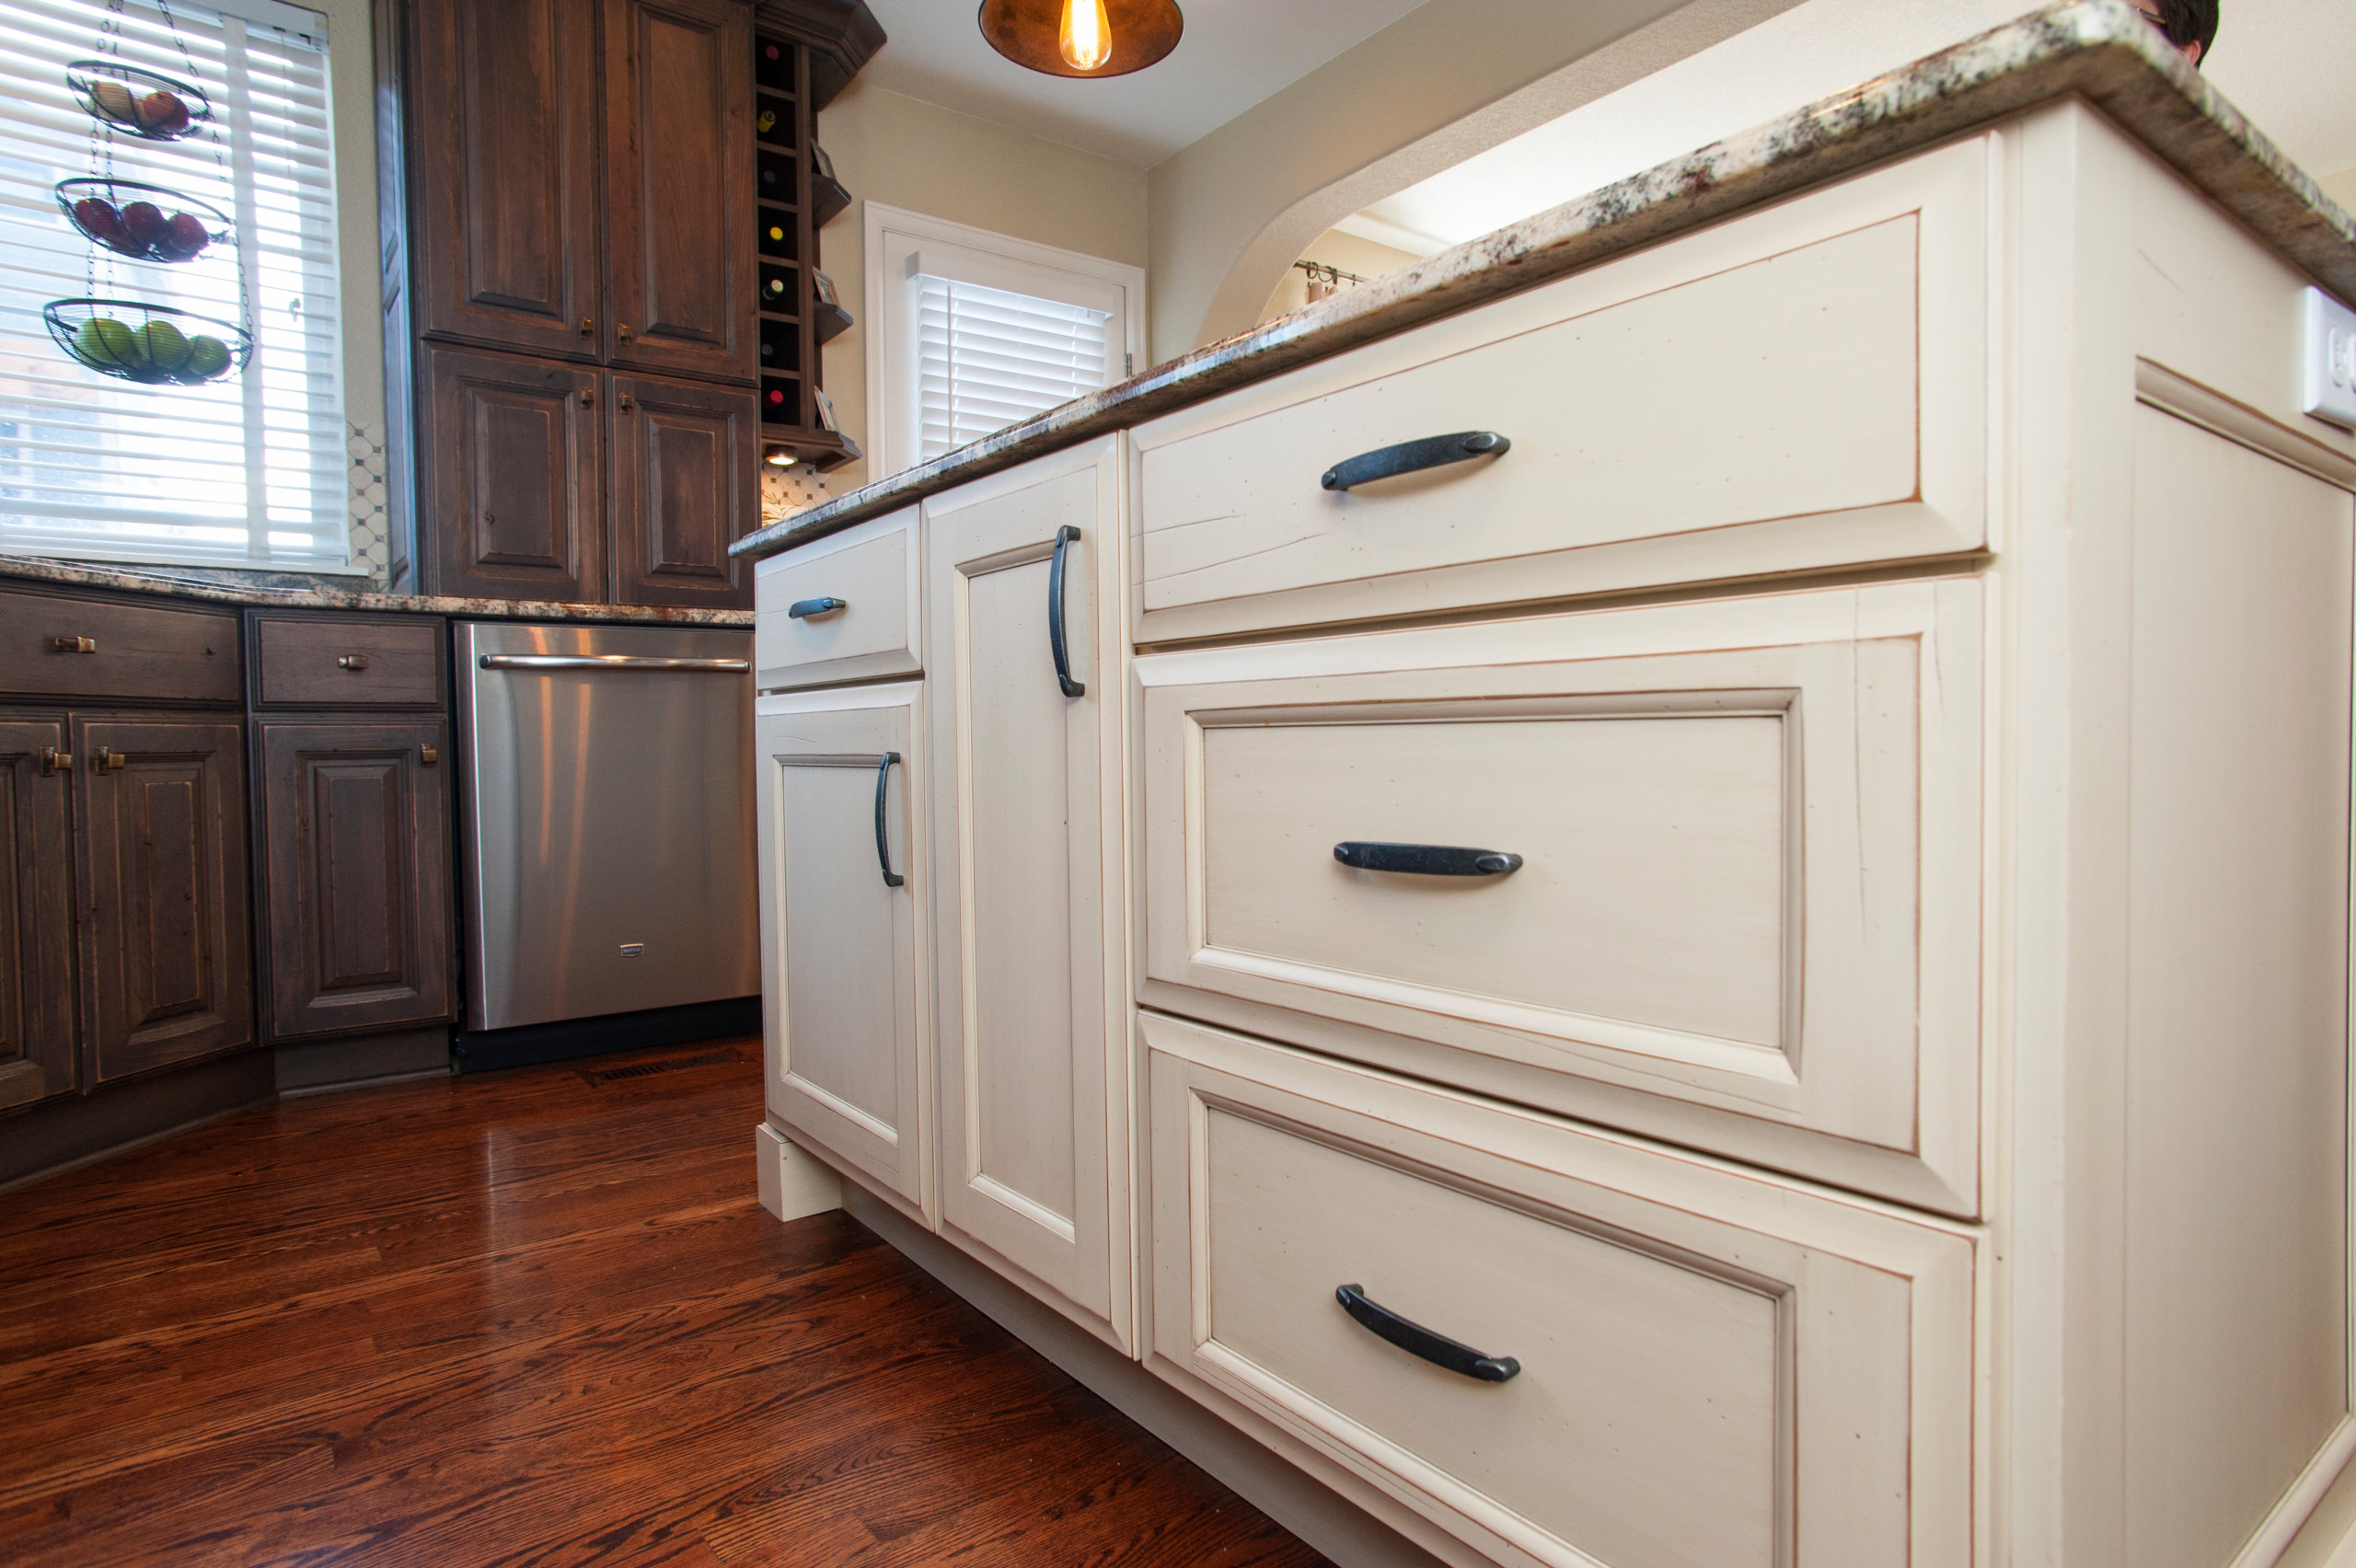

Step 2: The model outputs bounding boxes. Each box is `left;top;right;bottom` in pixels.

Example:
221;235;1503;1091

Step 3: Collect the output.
814;81;1149;492
1256;229;1425;325
1143;0;1807;362
2323;167;2356;216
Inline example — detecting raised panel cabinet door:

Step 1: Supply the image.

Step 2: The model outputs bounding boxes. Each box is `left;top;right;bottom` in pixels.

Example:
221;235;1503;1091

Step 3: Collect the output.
410;0;601;357
756;684;930;1219
0;718;75;1112
256;721;455;1042
602;0;756;380
73;716;252;1083
422;347;604;603
924;437;1130;1350
608;374;758;607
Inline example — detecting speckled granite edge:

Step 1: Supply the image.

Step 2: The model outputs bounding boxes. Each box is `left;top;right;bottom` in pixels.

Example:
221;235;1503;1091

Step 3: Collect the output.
733;0;2356;563
0;554;756;628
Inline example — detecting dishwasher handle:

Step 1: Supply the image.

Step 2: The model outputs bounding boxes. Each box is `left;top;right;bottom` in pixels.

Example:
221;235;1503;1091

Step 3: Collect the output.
478;654;752;673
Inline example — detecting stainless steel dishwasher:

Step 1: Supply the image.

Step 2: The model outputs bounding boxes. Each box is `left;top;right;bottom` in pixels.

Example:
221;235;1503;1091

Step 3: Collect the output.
455;621;758;1036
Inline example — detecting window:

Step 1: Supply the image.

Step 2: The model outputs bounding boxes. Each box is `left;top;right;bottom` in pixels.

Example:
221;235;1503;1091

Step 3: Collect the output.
867;204;1142;479
0;0;351;571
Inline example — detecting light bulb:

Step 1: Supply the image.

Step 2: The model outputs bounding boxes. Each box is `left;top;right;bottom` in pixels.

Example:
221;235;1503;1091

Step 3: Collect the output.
1059;0;1112;70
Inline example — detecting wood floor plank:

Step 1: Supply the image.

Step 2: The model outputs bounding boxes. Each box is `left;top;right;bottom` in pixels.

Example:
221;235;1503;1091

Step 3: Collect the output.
0;1043;1331;1567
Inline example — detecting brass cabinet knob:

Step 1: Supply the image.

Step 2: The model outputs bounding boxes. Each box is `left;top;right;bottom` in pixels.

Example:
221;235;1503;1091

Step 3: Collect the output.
419;744;439;767
96;747;128;771
618;322;633;340
50;635;96;653
338;654;370;671
579;387;594;407
579;316;594;336
38;746;70;775
618;392;635;411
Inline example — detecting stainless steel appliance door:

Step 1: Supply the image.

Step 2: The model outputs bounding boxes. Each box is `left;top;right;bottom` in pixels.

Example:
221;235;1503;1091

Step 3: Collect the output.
456;621;758;1031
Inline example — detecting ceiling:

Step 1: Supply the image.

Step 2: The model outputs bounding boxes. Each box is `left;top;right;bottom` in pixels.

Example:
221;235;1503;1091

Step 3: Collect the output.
855;0;1431;167
1343;0;2356;257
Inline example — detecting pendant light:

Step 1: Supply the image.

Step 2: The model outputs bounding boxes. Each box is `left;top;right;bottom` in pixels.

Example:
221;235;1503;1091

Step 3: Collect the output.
977;0;1183;78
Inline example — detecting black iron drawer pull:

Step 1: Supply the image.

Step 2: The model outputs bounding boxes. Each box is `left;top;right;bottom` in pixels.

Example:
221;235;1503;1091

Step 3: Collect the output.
1320;431;1507;492
788;596;848;620
1049;525;1085;698
1334;841;1522;877
1336;1285;1520;1383
873;750;905;888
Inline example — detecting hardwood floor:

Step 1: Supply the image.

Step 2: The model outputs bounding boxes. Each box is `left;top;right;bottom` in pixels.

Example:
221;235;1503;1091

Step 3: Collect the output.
0;1042;1330;1567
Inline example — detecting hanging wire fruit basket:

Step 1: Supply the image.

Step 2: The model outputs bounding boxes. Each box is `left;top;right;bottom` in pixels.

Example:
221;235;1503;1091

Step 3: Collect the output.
53;178;231;263
43;299;250;386
64;59;211;142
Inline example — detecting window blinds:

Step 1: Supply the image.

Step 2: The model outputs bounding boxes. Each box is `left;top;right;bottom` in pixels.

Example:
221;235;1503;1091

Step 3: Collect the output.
0;0;350;571
914;275;1112;463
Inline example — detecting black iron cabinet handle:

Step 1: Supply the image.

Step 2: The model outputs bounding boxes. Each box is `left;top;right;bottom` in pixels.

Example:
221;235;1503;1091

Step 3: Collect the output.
872;751;905;888
1321;431;1508;491
1336;1285;1520;1383
1048;525;1085;698
1334;841;1522;876
788;596;847;619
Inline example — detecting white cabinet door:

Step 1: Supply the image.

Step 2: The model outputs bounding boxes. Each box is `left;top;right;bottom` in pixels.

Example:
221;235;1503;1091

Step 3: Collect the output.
756;682;931;1221
923;436;1130;1349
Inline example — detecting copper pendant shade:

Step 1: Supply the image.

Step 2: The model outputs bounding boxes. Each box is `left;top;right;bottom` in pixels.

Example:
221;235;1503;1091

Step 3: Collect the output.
977;0;1184;79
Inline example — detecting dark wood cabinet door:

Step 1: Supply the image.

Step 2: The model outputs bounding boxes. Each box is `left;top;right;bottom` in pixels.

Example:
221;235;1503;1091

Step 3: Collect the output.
0;718;75;1112
410;0;601;357
607;374;758;607
256;720;455;1042
74;716;253;1084
603;0;756;382
422;346;605;603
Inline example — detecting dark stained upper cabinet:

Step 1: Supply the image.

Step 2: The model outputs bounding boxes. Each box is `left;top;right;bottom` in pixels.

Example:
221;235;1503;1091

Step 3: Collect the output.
604;0;756;382
255;719;455;1042
73;716;254;1086
608;373;759;606
0;718;75;1113
422;346;604;602
410;0;603;360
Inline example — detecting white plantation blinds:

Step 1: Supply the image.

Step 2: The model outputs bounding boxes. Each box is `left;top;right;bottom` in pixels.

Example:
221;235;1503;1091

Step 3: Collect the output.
0;0;351;571
914;275;1113;463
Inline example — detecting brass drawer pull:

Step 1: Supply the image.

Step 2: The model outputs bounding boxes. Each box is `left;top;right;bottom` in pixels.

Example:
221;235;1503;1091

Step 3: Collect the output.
96;747;128;771
38;746;70;775
420;744;439;767
51;635;97;653
338;654;371;671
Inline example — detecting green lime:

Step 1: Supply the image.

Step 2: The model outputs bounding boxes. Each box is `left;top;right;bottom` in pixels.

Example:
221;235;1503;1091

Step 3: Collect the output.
137;320;191;372
73;317;137;370
179;336;232;382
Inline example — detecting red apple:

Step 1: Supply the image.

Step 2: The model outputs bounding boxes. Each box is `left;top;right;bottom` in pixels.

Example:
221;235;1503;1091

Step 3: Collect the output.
120;202;167;248
158;212;210;259
134;90;191;135
72;197;123;245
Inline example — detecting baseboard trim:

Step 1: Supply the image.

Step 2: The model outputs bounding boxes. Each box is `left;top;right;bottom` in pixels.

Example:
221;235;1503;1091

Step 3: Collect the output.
274;1024;453;1093
839;1182;1460;1568
451;997;759;1074
0;1050;276;1193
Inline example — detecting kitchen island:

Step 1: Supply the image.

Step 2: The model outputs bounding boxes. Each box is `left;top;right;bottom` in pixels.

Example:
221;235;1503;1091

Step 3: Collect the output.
737;6;2356;1566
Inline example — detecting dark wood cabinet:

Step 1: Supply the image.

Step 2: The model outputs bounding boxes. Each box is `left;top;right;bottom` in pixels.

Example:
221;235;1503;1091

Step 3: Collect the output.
0;719;75;1112
410;0;602;359
255;719;455;1042
603;0;756;382
609;373;760;605
422;345;604;602
73;716;253;1085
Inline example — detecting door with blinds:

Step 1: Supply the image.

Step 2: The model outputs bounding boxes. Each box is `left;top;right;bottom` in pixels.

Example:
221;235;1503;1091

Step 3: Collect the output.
0;0;352;572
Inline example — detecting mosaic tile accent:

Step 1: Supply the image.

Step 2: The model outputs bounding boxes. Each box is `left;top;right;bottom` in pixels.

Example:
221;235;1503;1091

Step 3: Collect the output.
760;463;832;525
347;421;390;584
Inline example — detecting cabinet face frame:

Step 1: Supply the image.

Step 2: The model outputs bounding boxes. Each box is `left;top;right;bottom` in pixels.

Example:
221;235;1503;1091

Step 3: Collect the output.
923;435;1134;1351
0;715;75;1111
756;681;933;1222
1141;1012;1979;1568
1136;577;1986;1217
252;719;456;1043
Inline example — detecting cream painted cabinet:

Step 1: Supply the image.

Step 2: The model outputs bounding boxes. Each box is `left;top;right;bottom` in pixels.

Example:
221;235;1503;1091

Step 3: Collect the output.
755;681;931;1220
919;437;1132;1350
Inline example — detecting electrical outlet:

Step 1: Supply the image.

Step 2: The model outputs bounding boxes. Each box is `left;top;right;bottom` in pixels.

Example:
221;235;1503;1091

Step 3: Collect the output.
2304;287;2356;431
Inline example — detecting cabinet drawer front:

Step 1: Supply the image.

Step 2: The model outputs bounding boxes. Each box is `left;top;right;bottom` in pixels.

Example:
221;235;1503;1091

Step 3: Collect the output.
1138;578;1983;1215
1147;1015;1977;1568
756;684;930;1218
252;617;445;708
754;508;920;689
0;587;240;703
1132;139;1987;641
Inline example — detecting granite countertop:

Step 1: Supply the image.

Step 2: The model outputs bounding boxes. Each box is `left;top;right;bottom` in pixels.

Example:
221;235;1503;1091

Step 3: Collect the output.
0;554;756;628
732;0;2356;564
